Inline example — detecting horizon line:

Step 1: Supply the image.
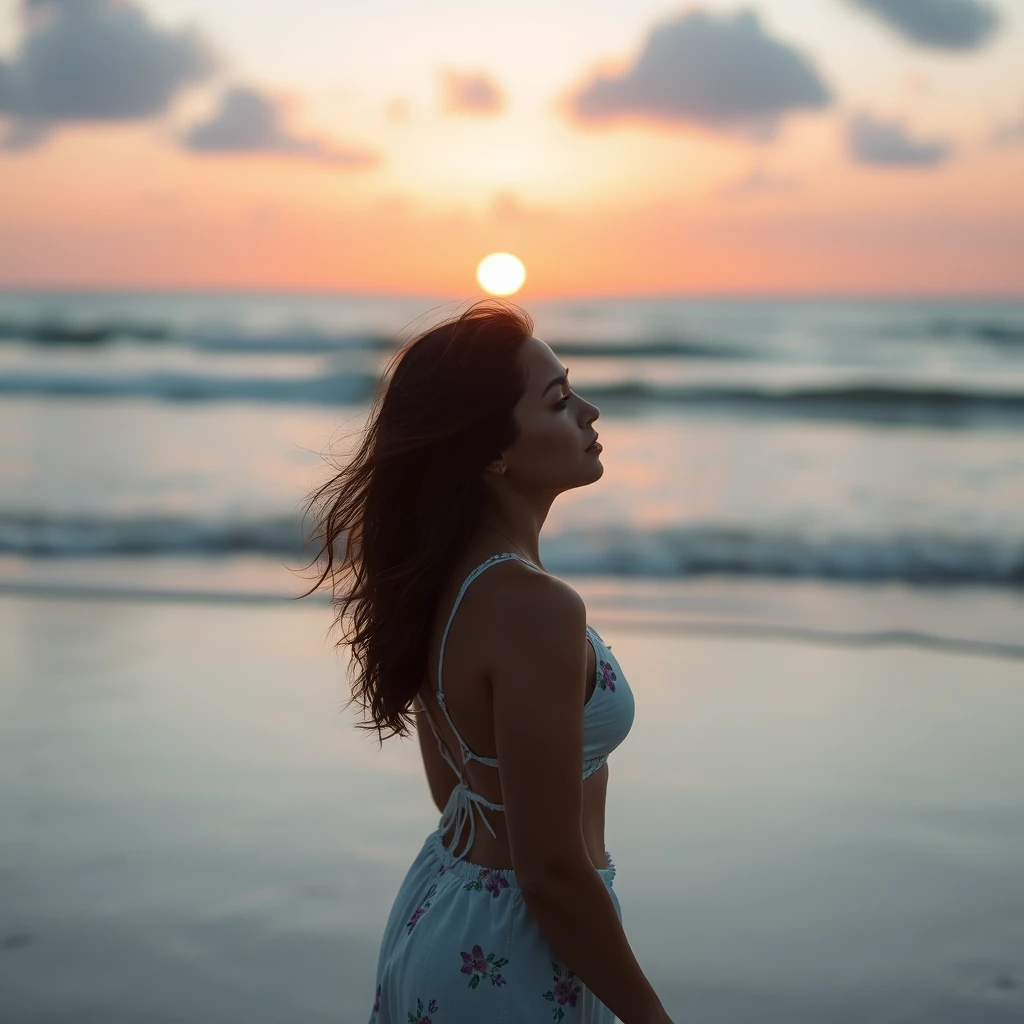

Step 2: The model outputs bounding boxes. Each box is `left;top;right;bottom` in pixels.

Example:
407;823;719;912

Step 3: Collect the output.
0;285;1021;302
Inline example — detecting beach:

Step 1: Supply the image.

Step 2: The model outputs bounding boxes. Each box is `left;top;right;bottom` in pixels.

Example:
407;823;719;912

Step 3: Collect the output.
2;577;1022;1023
2;0;1023;1014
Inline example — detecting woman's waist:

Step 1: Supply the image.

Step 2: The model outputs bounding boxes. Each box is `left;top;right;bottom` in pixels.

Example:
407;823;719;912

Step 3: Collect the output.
439;784;608;872
439;820;610;873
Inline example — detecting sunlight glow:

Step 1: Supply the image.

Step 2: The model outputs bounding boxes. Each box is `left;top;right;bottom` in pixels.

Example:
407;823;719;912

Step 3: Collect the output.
476;252;526;296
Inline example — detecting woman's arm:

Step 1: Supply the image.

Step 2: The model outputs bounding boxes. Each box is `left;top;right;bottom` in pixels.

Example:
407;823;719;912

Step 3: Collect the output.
489;571;674;1024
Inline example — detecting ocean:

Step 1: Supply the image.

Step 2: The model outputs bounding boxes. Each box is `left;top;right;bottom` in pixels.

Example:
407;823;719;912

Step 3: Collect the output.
2;290;1024;1021
3;292;1024;566
1;290;1022;643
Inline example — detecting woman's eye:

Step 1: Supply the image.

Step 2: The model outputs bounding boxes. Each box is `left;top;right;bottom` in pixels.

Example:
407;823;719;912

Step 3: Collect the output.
555;392;571;408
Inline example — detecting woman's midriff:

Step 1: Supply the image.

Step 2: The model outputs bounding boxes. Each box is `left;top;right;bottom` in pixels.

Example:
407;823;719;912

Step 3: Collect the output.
436;761;610;872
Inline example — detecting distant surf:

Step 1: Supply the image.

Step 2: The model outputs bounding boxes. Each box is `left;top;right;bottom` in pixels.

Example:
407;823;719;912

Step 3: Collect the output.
3;369;1023;425
2;511;1020;585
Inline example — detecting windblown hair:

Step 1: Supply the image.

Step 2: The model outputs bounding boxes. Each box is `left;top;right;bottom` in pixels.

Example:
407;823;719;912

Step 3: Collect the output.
297;298;535;746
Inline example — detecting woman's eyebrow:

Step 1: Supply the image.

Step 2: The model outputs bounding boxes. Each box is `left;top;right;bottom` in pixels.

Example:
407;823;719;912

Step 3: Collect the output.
541;367;569;396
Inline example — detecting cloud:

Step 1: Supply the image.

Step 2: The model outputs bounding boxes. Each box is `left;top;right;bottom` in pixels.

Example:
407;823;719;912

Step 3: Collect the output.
1;116;50;150
439;69;504;115
566;8;832;139
845;0;1000;51
0;0;216;149
847;112;952;165
717;166;801;198
182;85;380;166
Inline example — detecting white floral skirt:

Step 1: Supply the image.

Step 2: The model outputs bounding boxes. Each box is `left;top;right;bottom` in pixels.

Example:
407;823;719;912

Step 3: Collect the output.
367;824;621;1024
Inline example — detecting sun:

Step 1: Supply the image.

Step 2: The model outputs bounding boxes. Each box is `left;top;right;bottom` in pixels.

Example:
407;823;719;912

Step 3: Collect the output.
476;252;526;296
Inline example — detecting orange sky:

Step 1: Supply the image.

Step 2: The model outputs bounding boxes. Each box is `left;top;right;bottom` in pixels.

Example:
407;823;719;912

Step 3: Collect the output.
0;0;1022;297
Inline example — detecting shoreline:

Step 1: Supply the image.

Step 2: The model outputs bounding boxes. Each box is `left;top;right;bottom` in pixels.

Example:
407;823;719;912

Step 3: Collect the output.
1;552;1022;659
1;583;1021;662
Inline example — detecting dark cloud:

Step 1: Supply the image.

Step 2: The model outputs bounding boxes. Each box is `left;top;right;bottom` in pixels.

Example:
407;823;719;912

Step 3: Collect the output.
182;85;380;166
440;69;504;115
847;112;952;165
717;166;801;198
0;0;216;149
1;116;50;150
567;8;832;139
846;0;1000;51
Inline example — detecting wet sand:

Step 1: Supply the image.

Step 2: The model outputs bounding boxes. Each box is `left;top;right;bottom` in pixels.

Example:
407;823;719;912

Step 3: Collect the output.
1;590;1022;1023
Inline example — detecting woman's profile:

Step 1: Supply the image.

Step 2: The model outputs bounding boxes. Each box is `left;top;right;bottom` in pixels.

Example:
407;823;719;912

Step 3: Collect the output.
300;299;674;1023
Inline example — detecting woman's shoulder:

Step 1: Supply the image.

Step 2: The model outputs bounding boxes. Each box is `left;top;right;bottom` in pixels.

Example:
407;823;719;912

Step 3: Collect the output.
469;556;586;643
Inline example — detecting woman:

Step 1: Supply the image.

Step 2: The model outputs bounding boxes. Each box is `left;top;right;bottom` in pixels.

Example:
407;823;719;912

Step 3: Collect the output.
301;299;674;1023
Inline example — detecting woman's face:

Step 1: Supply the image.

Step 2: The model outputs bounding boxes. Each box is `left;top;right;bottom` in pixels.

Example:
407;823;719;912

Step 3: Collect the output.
497;335;602;491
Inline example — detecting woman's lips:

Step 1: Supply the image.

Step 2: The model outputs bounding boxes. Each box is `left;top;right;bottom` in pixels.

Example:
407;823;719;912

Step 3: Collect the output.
585;441;602;452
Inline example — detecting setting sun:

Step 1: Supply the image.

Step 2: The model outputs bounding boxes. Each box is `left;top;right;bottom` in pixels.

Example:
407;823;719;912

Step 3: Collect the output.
476;253;526;296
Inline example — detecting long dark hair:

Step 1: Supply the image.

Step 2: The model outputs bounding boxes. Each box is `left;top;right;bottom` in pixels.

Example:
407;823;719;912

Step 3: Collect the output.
298;298;535;746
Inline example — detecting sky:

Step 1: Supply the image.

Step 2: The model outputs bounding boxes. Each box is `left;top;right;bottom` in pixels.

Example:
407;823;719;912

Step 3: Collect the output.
0;0;1022;297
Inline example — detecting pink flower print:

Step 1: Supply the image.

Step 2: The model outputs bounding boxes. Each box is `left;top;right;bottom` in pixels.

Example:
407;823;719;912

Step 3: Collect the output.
459;942;510;989
406;996;438;1023
462;944;488;975
599;659;617;692
554;976;580;1006
463;867;510;898
406;883;437;934
543;961;582;1020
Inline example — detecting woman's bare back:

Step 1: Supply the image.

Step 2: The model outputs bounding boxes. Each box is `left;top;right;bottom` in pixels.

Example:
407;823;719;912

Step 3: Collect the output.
416;547;610;872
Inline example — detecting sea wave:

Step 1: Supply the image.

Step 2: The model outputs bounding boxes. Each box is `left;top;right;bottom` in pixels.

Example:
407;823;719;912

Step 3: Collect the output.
0;317;171;345
0;368;381;404
0;316;391;354
2;512;1020;584
2;368;1023;424
5;307;1024;353
0;316;748;359
924;318;1024;346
